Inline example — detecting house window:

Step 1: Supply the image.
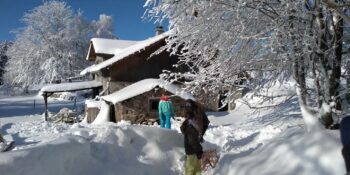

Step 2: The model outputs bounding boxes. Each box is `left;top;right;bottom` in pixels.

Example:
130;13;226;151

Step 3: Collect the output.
149;98;160;112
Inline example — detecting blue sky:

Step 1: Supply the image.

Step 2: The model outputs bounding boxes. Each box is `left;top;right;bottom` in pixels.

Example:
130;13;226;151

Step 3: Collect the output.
0;0;166;41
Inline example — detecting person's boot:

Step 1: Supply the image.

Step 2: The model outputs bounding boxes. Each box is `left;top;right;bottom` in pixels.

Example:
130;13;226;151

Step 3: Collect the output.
0;141;8;152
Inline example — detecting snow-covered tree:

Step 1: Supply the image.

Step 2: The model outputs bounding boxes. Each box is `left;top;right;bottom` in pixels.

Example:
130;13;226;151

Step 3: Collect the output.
4;1;91;88
0;41;12;85
91;14;116;39
145;0;350;129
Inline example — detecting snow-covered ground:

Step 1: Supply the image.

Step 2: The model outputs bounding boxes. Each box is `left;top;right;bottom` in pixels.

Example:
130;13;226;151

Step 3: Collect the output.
0;86;346;175
0;92;86;118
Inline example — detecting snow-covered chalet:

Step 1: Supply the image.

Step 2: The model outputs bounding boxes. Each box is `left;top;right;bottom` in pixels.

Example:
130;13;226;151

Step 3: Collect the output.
39;28;240;123
80;28;196;123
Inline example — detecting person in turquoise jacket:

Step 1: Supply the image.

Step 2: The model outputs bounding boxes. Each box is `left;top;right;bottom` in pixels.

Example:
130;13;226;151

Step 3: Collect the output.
158;94;175;129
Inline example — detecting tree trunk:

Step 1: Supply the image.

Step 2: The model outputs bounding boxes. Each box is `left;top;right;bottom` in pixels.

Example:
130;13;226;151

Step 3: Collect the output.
312;59;323;108
290;9;307;105
330;15;343;111
347;60;350;102
316;7;334;128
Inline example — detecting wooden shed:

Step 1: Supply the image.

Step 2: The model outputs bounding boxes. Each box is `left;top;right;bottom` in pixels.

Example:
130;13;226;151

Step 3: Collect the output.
39;81;102;121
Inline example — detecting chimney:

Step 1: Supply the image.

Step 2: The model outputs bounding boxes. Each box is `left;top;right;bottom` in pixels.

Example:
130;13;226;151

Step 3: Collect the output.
155;26;164;35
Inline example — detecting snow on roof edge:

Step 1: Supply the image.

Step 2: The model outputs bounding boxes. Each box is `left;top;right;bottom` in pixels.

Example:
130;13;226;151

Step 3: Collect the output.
101;78;194;104
90;38;139;55
80;31;172;76
39;81;102;94
86;43;92;60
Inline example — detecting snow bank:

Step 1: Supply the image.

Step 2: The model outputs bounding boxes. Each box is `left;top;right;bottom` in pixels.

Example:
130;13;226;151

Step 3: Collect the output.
1;113;345;175
213;127;345;175
0;124;184;175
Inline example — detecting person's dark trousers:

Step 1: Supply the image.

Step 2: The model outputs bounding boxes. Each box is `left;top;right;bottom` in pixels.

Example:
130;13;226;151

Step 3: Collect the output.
343;145;350;173
341;117;350;173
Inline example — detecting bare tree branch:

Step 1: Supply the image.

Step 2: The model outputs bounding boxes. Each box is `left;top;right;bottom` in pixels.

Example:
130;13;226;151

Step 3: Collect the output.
322;0;350;24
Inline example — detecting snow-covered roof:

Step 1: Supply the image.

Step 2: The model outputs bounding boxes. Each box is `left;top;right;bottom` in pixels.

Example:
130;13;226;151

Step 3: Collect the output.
101;78;194;104
40;81;102;93
81;31;171;75
85;99;104;108
90;38;139;56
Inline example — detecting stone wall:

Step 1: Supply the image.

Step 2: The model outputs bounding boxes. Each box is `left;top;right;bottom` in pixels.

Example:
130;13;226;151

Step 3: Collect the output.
113;89;187;123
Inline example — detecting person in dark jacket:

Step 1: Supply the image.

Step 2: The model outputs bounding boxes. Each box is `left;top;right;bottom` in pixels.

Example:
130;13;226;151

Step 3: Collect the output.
340;116;350;173
181;102;204;175
185;99;210;142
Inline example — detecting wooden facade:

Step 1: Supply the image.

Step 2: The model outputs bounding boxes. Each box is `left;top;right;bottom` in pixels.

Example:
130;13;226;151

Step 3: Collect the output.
96;40;180;94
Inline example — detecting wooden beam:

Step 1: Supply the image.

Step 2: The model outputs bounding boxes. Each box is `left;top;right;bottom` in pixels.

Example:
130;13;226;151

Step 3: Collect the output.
42;92;54;121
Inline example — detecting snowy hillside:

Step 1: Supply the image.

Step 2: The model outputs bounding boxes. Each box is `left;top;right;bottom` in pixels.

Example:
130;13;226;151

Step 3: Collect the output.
0;83;346;175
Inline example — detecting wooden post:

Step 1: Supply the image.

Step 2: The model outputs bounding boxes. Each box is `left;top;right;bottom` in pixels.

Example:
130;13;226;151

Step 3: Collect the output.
92;87;99;98
44;93;48;121
43;92;54;121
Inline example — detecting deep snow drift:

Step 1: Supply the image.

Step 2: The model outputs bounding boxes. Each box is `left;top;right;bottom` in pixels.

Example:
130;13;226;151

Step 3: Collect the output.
0;122;185;175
